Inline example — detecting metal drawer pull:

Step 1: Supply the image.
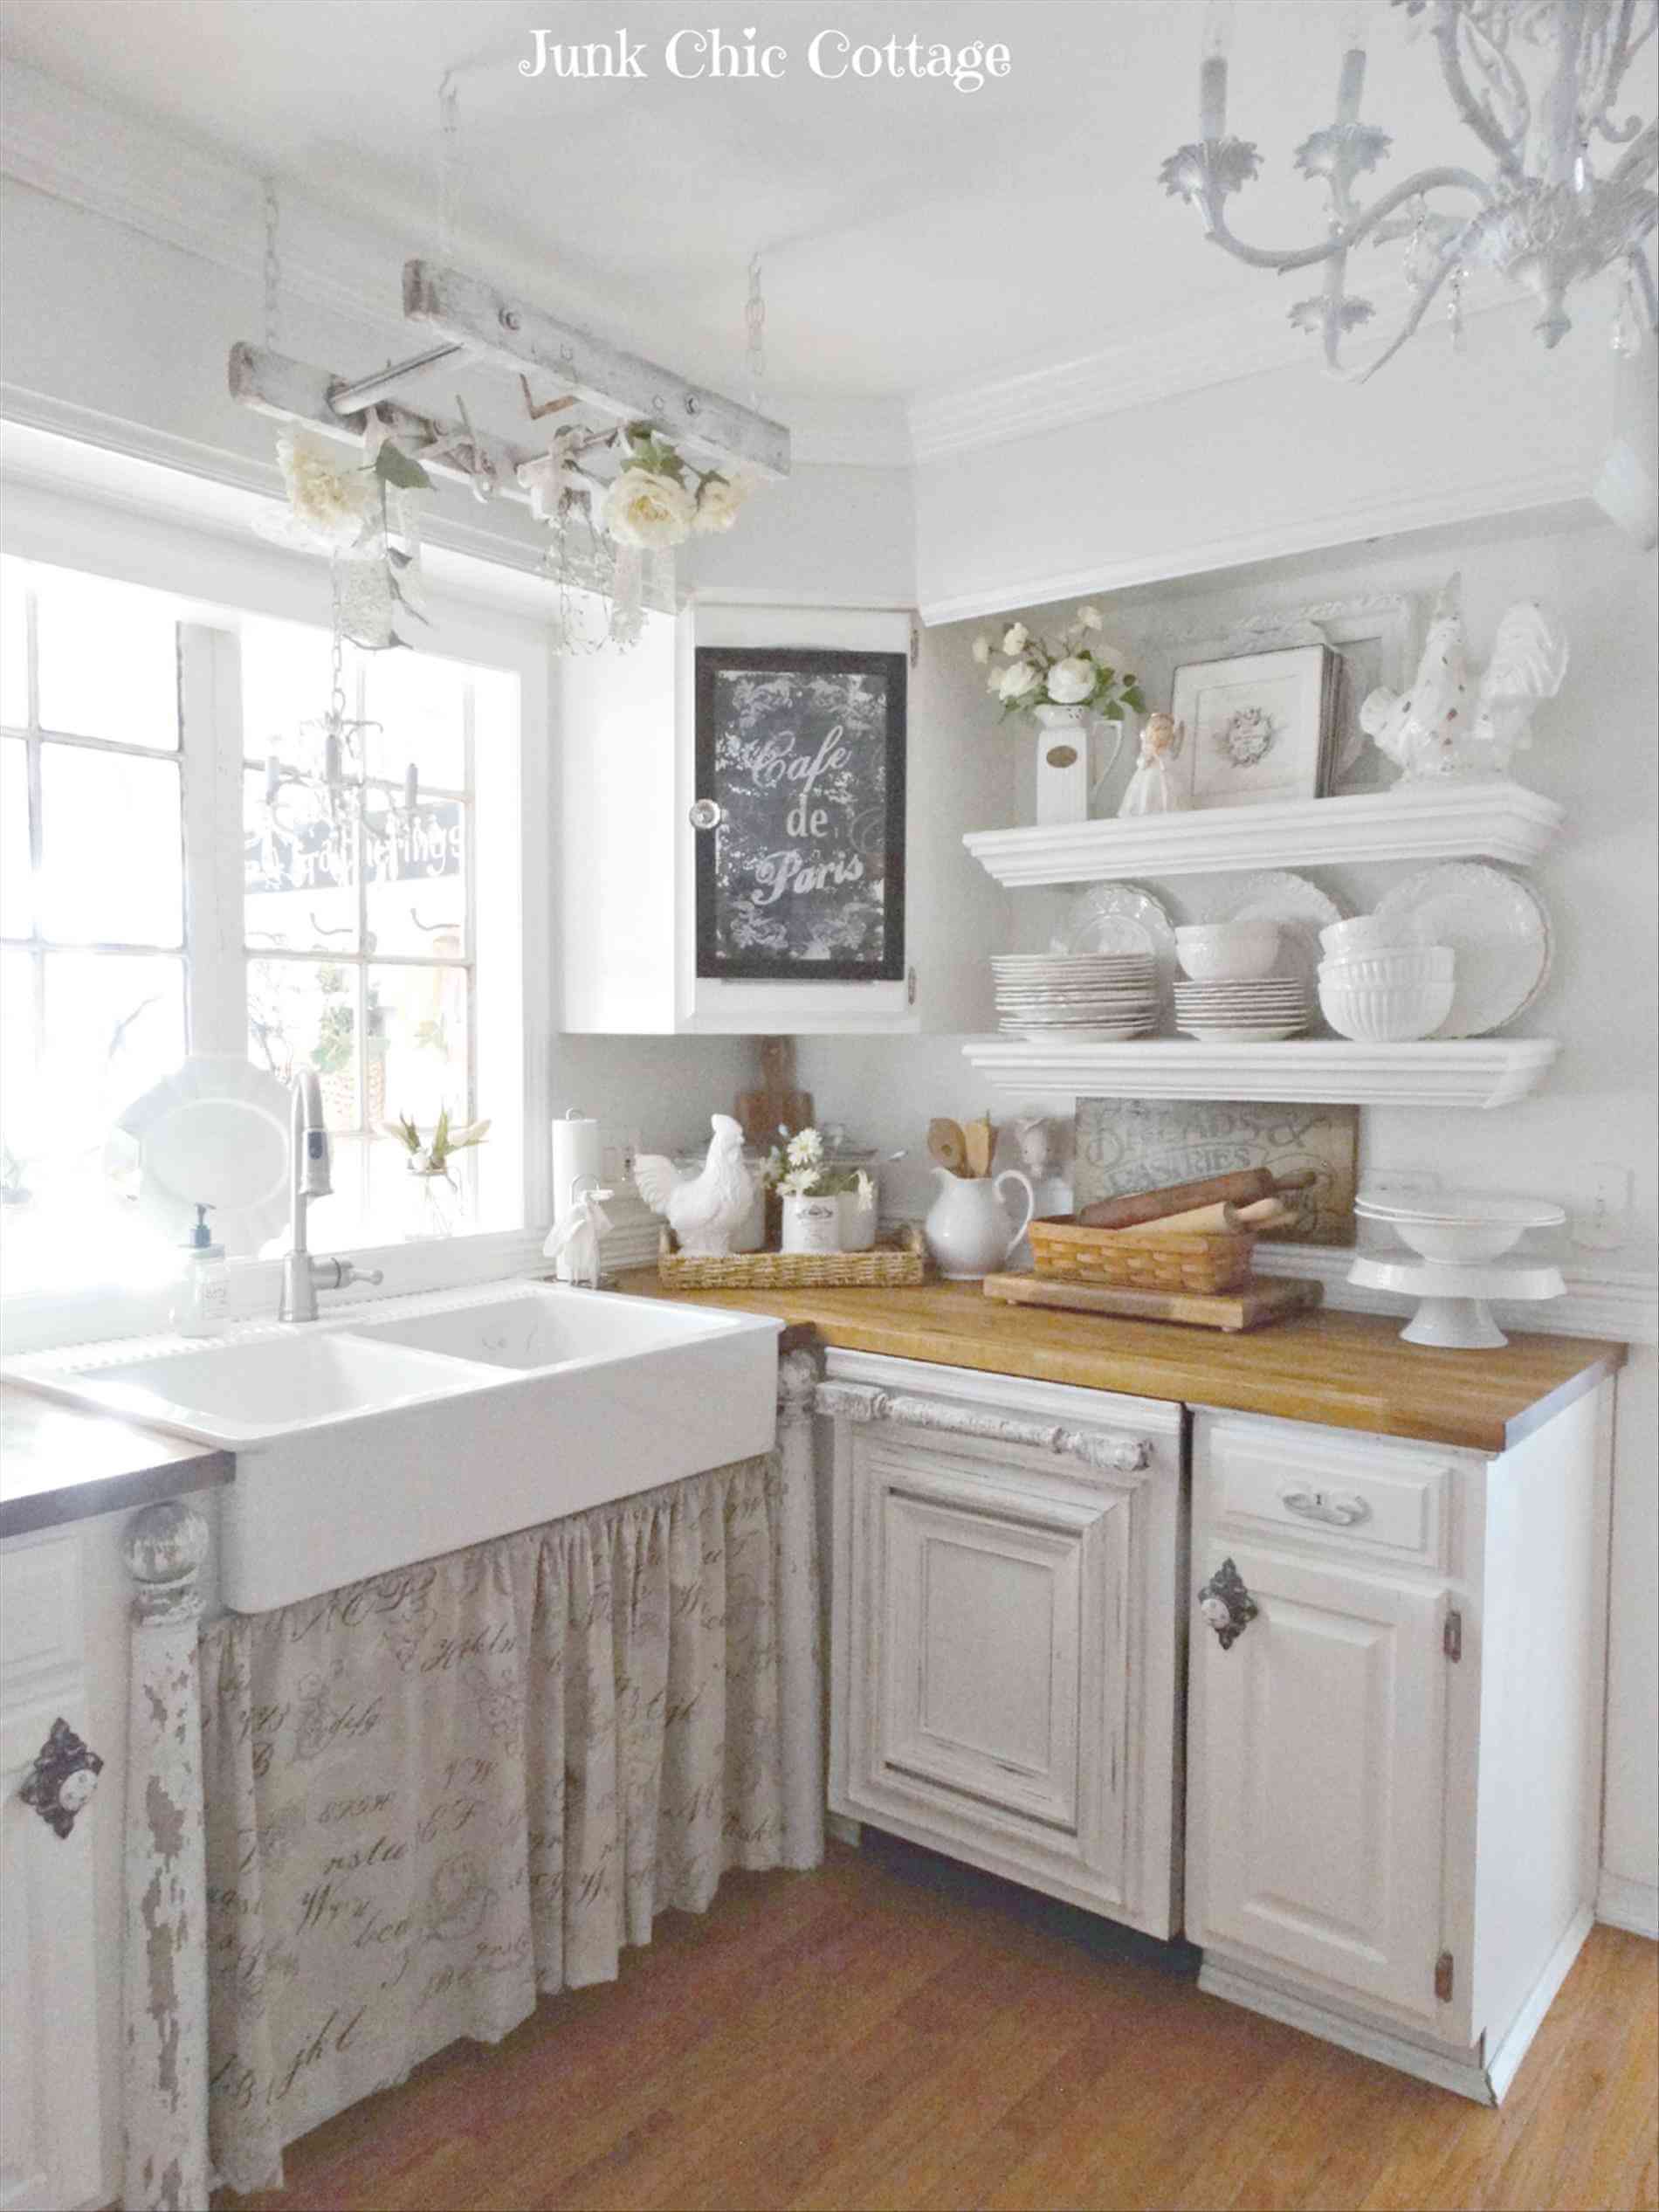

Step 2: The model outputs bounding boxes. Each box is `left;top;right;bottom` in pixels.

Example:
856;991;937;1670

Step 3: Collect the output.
1279;1484;1371;1528
1197;1558;1258;1650
19;1718;104;1838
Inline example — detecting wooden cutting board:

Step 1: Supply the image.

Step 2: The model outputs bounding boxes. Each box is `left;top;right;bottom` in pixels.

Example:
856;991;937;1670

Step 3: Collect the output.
982;1270;1325;1333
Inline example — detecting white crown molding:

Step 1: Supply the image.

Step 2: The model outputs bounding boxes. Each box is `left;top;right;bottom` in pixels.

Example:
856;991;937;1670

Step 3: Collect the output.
906;271;1521;465
916;460;1601;626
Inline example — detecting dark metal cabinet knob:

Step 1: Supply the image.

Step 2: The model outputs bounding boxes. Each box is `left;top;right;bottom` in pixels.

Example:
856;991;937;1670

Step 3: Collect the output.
1197;1558;1259;1650
19;1718;104;1838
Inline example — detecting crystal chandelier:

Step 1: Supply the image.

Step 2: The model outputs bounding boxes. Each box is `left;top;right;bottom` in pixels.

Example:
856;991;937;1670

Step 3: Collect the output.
1160;0;1657;377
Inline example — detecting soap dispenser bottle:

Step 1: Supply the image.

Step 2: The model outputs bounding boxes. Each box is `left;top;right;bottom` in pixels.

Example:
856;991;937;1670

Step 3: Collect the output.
172;1203;231;1337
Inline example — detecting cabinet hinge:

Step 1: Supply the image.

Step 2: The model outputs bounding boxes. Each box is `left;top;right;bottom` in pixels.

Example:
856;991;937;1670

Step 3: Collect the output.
1442;1609;1463;1663
1435;1949;1455;2002
906;964;918;1006
909;618;921;668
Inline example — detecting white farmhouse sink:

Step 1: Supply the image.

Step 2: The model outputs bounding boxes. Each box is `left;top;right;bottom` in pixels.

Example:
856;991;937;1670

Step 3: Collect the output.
5;1281;781;1613
48;1330;495;1442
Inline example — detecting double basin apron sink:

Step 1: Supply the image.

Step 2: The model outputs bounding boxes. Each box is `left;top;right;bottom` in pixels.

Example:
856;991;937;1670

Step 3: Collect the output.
4;1281;781;1610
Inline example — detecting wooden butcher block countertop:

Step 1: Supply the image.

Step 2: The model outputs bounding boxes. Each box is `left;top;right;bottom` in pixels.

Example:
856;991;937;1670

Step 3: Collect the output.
615;1271;1623;1455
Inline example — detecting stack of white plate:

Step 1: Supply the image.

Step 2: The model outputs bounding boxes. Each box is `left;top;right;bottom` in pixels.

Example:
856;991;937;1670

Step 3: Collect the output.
1173;977;1311;1043
992;954;1160;1040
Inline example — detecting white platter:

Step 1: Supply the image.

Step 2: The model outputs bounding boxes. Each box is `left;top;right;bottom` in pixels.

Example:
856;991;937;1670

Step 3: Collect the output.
1008;1024;1153;1042
1178;1022;1309;1043
1372;863;1552;1037
109;1054;293;1258
1225;870;1346;999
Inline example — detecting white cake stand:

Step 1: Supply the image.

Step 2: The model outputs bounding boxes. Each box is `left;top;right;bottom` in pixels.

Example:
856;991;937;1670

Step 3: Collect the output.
1348;1253;1566;1349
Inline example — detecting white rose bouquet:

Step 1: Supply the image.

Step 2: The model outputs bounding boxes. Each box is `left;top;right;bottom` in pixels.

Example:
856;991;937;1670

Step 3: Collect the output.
971;605;1146;726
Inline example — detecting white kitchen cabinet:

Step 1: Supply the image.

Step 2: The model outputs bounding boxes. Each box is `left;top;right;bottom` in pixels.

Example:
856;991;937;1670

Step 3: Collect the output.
0;1533;104;2212
821;1352;1184;1938
1187;1393;1614;2103
558;602;1003;1037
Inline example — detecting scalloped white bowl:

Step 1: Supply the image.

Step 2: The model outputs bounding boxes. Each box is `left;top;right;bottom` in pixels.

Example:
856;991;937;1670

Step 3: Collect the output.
1319;945;1454;992
1318;970;1456;1042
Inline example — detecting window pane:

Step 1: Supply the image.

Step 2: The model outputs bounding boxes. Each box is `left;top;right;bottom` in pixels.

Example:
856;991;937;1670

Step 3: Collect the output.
0;948;39;1175
240;615;339;771
244;769;359;955
363;651;467;788
34;566;179;748
0;559;26;728
1;737;31;937
248;957;366;1133
38;746;182;946
363;794;465;957
371;962;468;1133
41;953;186;1143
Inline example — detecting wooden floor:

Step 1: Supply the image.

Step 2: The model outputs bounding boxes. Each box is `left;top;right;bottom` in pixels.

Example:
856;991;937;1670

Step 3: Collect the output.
222;1837;1658;2212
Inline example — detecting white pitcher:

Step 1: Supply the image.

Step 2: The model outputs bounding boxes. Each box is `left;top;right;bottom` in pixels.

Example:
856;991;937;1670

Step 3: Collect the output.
924;1168;1036;1281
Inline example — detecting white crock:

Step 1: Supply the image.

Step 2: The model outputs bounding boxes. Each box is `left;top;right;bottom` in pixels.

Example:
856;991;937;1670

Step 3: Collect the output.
781;1193;842;1254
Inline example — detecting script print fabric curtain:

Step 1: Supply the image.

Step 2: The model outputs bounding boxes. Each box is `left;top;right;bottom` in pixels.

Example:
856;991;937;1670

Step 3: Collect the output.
200;1453;812;2195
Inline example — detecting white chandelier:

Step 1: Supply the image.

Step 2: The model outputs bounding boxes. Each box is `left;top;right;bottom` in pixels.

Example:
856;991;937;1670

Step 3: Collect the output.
1160;0;1657;376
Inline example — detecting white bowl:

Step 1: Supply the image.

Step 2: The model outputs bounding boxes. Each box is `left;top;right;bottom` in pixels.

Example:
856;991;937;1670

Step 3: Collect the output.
1319;945;1454;992
1174;920;1281;982
1320;914;1410;958
1389;1216;1532;1263
1318;971;1456;1041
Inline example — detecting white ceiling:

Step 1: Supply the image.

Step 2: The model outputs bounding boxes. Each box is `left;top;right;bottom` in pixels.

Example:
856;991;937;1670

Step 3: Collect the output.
0;0;1546;413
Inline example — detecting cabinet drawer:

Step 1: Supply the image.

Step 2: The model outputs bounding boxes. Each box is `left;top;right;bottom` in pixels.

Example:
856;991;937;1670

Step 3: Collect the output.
0;1538;81;1697
1203;1416;1453;1569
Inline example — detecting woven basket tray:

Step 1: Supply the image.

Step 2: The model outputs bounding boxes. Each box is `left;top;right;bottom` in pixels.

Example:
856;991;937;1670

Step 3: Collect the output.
657;1224;927;1291
1029;1215;1256;1296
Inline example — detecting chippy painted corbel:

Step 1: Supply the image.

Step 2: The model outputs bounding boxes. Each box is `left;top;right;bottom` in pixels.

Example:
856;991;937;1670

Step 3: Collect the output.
123;1500;211;2212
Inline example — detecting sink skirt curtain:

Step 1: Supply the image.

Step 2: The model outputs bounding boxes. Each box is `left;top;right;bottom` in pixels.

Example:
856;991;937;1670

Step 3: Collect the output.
199;1451;816;2197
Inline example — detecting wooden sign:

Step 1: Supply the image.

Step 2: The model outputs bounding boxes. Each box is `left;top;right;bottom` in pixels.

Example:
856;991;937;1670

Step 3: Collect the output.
1073;1099;1358;1246
694;647;906;982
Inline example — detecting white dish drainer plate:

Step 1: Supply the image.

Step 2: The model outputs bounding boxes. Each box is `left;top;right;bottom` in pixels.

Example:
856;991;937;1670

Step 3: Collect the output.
106;1054;293;1258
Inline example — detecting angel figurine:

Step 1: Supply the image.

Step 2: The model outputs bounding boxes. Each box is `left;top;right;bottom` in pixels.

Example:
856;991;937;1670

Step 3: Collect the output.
1118;712;1187;817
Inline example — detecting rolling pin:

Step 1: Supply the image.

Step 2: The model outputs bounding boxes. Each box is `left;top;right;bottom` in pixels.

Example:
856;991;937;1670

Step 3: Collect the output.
1131;1195;1296;1237
1077;1168;1316;1230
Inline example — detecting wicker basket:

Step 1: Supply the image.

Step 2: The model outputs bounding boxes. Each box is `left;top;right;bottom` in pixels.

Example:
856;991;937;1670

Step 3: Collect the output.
1029;1214;1256;1296
657;1223;927;1291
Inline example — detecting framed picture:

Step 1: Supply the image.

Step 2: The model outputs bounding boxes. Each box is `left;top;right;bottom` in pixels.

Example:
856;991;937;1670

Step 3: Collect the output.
694;646;906;982
1170;643;1338;810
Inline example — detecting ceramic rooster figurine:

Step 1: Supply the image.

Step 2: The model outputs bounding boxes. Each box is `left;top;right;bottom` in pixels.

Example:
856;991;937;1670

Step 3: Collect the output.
1360;573;1567;781
633;1113;754;1257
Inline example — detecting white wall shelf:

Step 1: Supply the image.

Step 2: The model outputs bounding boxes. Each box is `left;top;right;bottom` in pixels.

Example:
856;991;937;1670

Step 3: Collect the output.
962;780;1564;890
960;1036;1559;1111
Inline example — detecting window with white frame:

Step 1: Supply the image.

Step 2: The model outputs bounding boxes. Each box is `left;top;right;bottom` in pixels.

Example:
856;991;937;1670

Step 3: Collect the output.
0;553;522;1297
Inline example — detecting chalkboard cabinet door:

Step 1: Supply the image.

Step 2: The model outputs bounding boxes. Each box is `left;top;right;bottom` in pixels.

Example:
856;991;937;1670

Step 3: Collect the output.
694;647;906;985
558;603;1005;1036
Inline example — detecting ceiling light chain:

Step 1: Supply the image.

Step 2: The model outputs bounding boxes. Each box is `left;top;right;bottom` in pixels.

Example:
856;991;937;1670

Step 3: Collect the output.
746;250;768;408
437;74;460;263
262;177;281;352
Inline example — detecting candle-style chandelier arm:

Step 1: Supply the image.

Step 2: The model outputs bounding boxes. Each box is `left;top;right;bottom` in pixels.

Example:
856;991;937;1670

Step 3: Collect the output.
1194;162;1494;271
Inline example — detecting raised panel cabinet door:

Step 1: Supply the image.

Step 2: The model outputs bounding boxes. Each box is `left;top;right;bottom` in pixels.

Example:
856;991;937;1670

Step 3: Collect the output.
1189;1541;1449;2021
857;1443;1130;1889
0;1705;103;2212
